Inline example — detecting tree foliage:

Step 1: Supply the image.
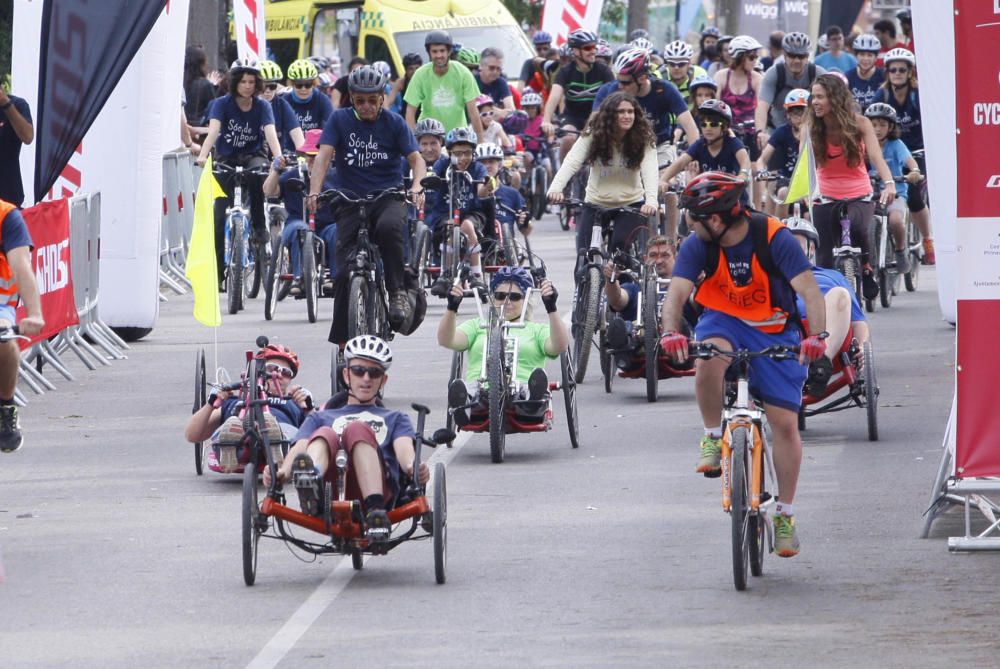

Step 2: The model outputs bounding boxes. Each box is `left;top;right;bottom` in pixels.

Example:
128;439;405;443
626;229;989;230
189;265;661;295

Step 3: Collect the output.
0;0;12;84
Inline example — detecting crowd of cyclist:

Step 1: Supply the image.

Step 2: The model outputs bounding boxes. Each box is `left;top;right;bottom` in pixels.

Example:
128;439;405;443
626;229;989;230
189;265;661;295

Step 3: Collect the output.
182;7;930;558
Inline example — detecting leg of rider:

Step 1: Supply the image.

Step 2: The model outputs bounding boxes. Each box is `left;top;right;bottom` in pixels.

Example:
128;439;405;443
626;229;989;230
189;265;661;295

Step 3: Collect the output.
812;202;836;269
764;404;802;505
888;208;905;251
318;222;337;277
245;154;270;242
460;219;483;277
328;206;362;347
372;198;407;294
610;206;648;256
694;337;732;431
824;287;851;364
775;186;789;219
849;200;876;267
574;205;597;278
0;337;19;401
908;182;933;260
342;422;391;506
281;218;306;277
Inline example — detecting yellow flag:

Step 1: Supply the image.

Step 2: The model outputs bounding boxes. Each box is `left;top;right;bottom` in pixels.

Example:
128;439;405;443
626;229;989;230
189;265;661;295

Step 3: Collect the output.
784;137;814;205
185;155;226;327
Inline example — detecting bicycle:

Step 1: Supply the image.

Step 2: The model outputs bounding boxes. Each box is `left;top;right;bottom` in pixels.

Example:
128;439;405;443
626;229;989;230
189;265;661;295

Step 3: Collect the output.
212;162;270;314
869;176;910;310
827;197;867;309
420;171;482;297
689;342;797;592
480;200;529;271
554;127;588;232
518;132;555;221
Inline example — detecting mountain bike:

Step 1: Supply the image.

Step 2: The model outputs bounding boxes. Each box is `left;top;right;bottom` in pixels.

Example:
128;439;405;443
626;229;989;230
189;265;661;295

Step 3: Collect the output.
518;132;555;221
555;127;588;231
213;163;270;314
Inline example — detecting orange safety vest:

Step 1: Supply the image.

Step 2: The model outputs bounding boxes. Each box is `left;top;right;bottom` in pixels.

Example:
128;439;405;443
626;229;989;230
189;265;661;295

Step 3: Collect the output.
0;200;21;307
694;216;790;333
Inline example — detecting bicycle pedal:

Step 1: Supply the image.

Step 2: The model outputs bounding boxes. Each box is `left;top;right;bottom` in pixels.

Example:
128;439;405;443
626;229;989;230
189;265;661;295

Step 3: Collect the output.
703;469;722;479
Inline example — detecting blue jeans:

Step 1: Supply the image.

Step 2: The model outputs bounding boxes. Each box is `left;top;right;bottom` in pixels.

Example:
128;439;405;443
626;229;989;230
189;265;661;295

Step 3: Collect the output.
280;219;337;277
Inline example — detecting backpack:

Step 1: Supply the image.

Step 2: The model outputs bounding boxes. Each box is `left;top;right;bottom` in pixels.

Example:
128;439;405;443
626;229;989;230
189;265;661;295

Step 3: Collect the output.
770;63;816;126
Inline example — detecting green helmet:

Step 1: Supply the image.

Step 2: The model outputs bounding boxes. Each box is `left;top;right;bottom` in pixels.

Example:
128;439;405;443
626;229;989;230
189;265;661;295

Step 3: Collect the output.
287;58;318;81
258;60;283;83
456;47;480;67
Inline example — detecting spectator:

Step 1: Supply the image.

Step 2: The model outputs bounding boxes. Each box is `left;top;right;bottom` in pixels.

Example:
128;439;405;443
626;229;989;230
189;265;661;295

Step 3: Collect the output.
0;83;34;207
476;47;516;120
183;46;219;132
897;9;915;52
814;26;858;73
873;19;900;67
331;57;369;109
761;30;785;71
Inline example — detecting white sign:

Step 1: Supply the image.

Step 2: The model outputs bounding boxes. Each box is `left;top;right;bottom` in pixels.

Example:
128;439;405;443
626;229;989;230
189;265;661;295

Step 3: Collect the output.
234;0;267;62
540;0;606;46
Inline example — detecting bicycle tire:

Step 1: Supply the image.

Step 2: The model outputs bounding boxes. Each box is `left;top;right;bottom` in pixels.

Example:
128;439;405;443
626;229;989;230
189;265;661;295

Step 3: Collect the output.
531;167;547;221
748;429;766;577
905;223;920;292
347;275;370;339
864;341;879;441
600;326;613;394
445;351;463;447
247;238;267;299
450;225;464;281
558;202;571;231
264;244;285;321
501;222;517;268
642;270;659;403
242;462;261;586
561;351;580;449
193;349;206;475
572;266;602;384
414;226;433;289
433;462;447;584
303;231;318;323
730;426;751;592
351;548;364;571
487;324;507;463
878;269;892;309
227;217;245;314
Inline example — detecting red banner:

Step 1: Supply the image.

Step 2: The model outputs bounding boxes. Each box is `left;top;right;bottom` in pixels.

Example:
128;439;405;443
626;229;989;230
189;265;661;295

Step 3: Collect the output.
15;199;79;348
955;1;1000;217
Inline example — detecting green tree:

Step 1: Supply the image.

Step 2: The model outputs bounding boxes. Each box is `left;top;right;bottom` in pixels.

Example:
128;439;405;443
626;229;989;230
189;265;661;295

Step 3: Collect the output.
503;0;542;30
0;0;12;84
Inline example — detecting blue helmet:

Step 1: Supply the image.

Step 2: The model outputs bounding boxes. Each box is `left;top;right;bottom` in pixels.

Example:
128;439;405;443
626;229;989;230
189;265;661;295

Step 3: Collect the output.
533;31;552;45
490;266;534;293
445;126;478;148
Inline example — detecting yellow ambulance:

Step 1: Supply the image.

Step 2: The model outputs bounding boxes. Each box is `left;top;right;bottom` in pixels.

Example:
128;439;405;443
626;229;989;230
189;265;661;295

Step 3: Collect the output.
264;0;534;82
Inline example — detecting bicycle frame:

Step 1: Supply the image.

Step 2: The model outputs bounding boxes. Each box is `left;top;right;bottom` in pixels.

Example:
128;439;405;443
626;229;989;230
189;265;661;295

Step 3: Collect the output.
719;361;772;515
472;288;533;393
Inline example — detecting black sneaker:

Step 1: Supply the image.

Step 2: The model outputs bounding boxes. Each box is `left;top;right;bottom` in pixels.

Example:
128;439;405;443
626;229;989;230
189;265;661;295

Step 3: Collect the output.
527;368;549;401
448;379;470;427
0;404;23;453
804;357;834;397
291;454;323;516
365;507;391;545
251;226;269;247
606;317;630;351
469;275;488;301
430;274;451;298
862;269;879;301
388;291;409;329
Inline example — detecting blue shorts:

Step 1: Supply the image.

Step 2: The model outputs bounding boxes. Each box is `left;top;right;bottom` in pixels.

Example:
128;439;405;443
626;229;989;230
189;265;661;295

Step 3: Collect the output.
0;304;15;325
695;310;806;412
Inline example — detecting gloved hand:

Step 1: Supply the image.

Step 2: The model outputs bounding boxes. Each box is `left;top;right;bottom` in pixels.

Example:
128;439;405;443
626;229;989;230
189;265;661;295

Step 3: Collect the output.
446;284;463;312
799;332;829;363
659;331;688;361
540;280;558;313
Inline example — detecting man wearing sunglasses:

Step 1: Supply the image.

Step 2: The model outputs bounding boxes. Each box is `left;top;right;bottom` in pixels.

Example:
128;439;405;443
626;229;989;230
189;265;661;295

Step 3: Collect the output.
185;343;314;474
265;335;429;545
755;32;826;150
280;59;333;134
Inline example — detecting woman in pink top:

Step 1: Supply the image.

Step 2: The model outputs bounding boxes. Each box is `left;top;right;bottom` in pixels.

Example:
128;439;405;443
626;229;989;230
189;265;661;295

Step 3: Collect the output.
714;35;764;160
809;74;895;279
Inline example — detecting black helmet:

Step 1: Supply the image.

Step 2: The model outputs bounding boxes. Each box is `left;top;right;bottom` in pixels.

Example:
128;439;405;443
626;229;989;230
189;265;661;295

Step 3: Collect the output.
402;52;423;68
896;8;911;22
348;65;387;93
425;30;453;51
567;29;599;48
628;29;650;41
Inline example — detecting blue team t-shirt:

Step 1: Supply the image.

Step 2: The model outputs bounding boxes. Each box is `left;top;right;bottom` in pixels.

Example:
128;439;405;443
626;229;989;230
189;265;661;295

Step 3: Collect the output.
281;89;334;133
426;157;487;227
494;184;526;225
278;169;337;226
476;74;513;106
796;267;865;324
767;123;800;178
319;108;418;197
874;138;912;200
814;51;858;74
220;395;306;428
208;95;275;157
270;96;302;153
872;88;923;152
845;67;885;111
686;135;746;175
593;79;689;145
2;209;34;254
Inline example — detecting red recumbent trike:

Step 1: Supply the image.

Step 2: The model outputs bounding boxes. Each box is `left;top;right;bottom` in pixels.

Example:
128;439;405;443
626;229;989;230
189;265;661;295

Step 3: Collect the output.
798;333;879;442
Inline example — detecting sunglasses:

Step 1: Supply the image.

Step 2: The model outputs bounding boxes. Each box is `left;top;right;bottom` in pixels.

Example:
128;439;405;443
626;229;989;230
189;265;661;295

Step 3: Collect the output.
493;291;524;301
667;61;688;68
264;83;279;91
617;78;637;86
348;364;386;379
700;119;725;128
745;53;759;60
479;110;494;117
887;67;910;74
786;53;807;60
580;45;597;52
265;363;294;379
450;149;473;158
294;82;314;89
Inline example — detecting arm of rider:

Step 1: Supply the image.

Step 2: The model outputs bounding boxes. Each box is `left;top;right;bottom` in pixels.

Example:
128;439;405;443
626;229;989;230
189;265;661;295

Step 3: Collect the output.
754;99;771;150
262;158;283;198
677;110;700;147
541;84;564;135
603;261;629;312
331;88;343;109
183;387;233;443
736;148;752;178
478;177;497;199
393;436;430;485
467;100;485;139
789;269;828;364
195;119;222;166
437;285;471;351
407;151;426;209
904;156;922;184
6;246;43;337
547;133;590;200
288;384;313;410
289;126;305;151
264;124;283;163
405;103;418;131
659;275;695;361
640;145;660;217
659;152;692;191
307;144;335;214
540;279;570;356
860;115;895;205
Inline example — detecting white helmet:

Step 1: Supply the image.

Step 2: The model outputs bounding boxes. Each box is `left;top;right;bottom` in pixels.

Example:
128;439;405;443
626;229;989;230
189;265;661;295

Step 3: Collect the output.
785;217;818;244
344;335;393;370
630;37;655;53
728;35;762;58
475;142;504;161
230;56;261;74
884;47;915;68
521;92;543;107
852;34;882;53
663;40;694;62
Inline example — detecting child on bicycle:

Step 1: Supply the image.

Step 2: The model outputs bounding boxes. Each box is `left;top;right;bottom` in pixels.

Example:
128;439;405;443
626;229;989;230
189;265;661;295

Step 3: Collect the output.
519;92;552;181
756;89;809;217
475;94;514;154
476;142;532;242
864;102;921;273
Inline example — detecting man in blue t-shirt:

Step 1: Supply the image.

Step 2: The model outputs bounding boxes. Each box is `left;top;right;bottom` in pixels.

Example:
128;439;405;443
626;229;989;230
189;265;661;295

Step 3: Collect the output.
307;66;425;345
0;85;33;207
263;336;429;544
475;48;516;121
814;26;857;73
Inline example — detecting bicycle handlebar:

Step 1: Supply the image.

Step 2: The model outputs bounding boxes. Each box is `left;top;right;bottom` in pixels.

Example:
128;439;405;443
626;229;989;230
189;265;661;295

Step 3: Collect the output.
0;325;25;343
212;163;270;180
316;187;407;208
688;341;799;361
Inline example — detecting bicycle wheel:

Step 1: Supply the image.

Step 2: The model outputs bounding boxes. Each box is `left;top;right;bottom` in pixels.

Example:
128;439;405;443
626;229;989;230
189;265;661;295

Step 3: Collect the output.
193;349;206;475
600;327;613;394
433;461;447;584
487;326;507;463
446;351;463;447
242;462;261;586
450;226;464;280
904;222;921;292
878;268;892;309
501;222;517;268
642;270;659;403
302;231;319;323
748;431;766;577
227;218;245;315
864;341;879;441
531;168;547;221
247;237;267;299
347;275;370;339
561;351;580;449
729;427;751;592
351;548;364;571
557;202;571;231
414;225;433;289
264;244;286;321
572;266;601;384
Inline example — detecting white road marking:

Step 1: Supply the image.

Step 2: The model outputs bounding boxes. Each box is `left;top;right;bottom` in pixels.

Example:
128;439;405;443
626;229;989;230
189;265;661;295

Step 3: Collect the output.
246;430;472;669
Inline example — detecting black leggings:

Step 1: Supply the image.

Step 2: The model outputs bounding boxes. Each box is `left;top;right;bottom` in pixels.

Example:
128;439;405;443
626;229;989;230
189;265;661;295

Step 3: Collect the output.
575;202;648;274
812;199;875;270
213;153;268;281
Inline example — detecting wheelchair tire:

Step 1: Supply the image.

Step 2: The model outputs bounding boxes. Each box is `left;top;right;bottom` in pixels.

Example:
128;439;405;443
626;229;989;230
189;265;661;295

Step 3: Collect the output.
864;341;879;442
433;462;447;584
561;351;580;449
194;348;207;475
488;325;507;463
446;351;463;447
242;462;261;586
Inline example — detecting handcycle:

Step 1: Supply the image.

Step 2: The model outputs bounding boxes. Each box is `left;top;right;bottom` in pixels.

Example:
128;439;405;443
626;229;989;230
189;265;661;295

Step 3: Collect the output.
688;341;793;592
798;332;879;442
241;402;453;585
212;162;271;314
444;273;580;463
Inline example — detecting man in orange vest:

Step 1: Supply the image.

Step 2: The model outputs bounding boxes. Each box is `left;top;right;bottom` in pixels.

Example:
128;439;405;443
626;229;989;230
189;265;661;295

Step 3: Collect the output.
658;172;827;559
0;199;45;452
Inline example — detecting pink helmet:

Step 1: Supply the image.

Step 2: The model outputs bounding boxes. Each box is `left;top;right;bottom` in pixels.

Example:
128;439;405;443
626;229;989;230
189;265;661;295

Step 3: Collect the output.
474;94;495;109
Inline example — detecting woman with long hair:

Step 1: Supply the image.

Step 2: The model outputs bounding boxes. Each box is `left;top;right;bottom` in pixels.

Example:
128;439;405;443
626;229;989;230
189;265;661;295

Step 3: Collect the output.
547;91;659;263
808;73;895;297
714;35;764;160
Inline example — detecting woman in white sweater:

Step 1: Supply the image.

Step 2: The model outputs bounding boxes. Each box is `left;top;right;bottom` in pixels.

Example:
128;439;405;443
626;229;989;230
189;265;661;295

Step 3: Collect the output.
548;91;659;266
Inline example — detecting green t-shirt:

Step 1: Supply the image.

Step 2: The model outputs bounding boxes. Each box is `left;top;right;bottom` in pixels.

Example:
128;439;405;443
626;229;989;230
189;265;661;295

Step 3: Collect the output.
457;319;557;384
403;62;481;132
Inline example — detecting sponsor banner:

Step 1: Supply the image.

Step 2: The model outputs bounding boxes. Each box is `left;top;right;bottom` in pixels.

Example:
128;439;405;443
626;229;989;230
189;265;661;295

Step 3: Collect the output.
738;0;810;39
234;0;267;61
541;0;606;47
16;199;79;348
956;300;1000;477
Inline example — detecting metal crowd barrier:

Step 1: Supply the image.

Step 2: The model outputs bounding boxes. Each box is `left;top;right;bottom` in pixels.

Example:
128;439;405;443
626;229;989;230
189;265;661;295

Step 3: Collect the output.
160;150;196;299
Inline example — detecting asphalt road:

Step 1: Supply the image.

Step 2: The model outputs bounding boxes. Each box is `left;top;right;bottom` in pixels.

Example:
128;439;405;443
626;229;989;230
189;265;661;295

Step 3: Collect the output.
1;217;990;669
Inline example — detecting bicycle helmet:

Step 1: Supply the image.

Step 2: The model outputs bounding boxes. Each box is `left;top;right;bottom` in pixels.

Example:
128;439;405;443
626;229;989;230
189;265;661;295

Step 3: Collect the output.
532;31;552;45
372;60;393;78
864;102;898;124
521;92;543;107
344;335;393;370
414;117;446;140
475;142;505;161
402;52;424;68
784;217;819;244
717;35;734;47
567;29;599;48
317;72;334;91
897;8;911;23
258;60;283;82
445;126;478;148
490;266;534;293
698;98;733;124
596;40;613;59
230;56;261;75
728;35;762;58
474;93;495;109
287;58;318;81
852;34;882;54
630;37;655;53
783;88;810;109
884;47;915;68
308;56;330;72
348;65;387;93
689;75;718;92
663;40;695;62
614;48;650;76
781;32;811;56
501;110;529;135
559;44;574;58
424;30;453;51
457;47;481;68
256;343;300;377
681;171;747;219
701;27;721;39
629;29;650;41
